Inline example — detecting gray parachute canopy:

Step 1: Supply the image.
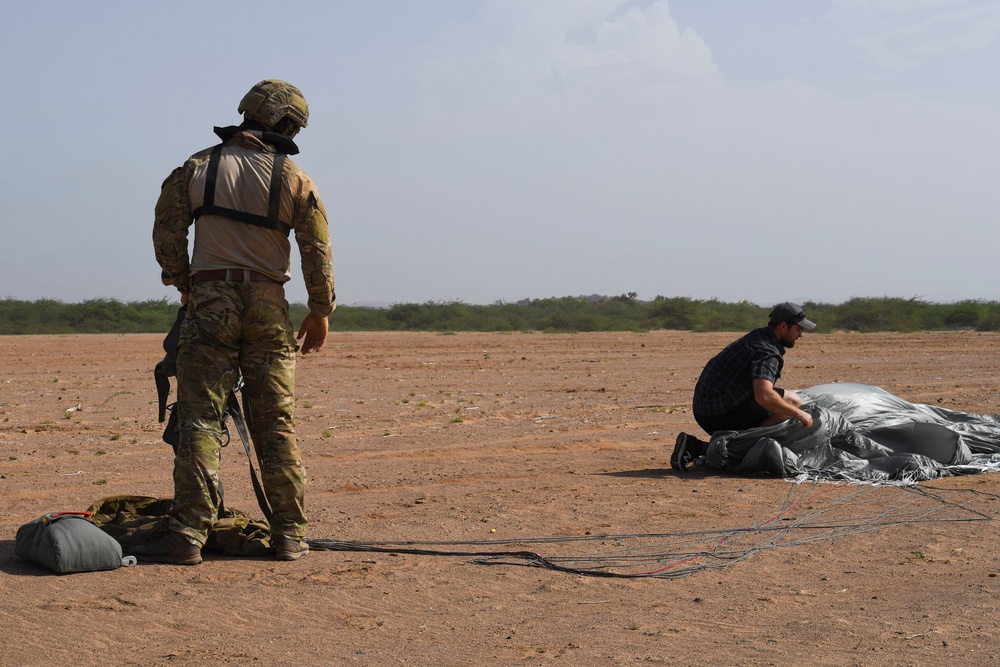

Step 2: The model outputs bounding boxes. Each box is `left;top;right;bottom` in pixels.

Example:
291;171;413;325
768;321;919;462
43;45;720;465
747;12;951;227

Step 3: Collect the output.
702;383;1000;483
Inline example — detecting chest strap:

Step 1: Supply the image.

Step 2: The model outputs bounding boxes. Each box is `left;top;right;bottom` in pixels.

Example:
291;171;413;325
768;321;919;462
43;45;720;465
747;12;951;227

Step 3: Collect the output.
193;144;291;236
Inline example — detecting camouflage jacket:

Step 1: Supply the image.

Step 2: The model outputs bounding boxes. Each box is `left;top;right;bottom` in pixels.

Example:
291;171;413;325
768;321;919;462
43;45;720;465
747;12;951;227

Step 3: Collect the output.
153;129;335;317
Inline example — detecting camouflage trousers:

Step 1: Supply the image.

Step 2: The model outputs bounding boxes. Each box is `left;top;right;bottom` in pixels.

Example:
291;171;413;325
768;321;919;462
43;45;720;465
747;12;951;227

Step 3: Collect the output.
169;279;306;546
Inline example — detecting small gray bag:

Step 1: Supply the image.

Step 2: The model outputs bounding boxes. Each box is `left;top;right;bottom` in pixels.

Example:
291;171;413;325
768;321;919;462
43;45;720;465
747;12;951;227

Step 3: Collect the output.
15;512;129;574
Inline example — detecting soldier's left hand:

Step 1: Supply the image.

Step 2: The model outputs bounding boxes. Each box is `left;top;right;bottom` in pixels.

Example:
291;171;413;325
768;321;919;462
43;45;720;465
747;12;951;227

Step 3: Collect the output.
297;312;329;354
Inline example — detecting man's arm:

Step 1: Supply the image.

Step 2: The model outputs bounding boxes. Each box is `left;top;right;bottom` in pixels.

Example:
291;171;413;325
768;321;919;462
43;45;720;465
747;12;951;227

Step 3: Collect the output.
291;189;335;318
290;175;334;355
753;378;813;427
152;167;194;296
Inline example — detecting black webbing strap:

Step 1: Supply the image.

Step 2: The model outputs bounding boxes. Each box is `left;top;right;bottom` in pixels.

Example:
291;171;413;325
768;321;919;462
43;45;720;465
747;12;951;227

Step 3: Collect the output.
154;305;187;423
267;153;286;221
192;144;291;236
226;390;275;523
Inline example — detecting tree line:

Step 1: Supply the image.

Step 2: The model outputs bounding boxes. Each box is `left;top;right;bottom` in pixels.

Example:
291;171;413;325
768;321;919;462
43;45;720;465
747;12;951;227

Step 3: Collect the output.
2;295;1000;335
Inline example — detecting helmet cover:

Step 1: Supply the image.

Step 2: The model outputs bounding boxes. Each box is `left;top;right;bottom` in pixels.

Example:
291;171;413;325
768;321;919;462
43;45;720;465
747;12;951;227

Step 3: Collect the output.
238;79;309;129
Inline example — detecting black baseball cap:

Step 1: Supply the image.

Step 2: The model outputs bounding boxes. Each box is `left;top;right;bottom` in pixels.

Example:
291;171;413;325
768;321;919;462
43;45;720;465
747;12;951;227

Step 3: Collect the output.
768;302;816;330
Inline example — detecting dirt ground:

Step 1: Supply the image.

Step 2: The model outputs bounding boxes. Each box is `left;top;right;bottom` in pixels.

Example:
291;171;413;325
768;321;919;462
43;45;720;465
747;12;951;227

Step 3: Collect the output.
2;330;1000;666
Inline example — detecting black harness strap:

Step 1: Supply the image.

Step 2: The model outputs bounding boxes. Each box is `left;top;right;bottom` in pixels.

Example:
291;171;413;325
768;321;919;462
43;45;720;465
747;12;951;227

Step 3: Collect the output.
193;145;291;236
267;153;286;222
154;304;187;424
226;389;275;524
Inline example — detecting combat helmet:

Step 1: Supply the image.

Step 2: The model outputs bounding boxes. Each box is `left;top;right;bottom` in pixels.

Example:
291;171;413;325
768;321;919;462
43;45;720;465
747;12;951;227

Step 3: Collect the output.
238;79;309;129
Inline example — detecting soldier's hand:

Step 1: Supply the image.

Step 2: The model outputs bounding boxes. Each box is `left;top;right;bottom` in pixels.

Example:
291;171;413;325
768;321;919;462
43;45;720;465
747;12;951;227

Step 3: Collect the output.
798;410;814;429
297;312;329;354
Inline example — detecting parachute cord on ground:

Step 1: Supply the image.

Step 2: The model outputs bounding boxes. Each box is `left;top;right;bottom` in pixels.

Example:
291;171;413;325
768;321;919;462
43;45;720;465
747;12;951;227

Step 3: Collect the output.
304;481;995;579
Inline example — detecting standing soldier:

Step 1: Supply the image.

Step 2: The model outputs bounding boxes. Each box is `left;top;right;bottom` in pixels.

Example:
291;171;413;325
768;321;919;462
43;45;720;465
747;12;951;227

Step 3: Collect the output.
137;80;335;564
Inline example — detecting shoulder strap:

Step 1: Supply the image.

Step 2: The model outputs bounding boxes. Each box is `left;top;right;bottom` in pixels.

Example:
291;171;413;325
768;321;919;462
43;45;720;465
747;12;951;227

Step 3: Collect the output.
192;144;291;236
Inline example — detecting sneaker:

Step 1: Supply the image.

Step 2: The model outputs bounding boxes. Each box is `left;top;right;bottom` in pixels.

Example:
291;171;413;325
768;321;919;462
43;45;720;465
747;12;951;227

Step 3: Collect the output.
129;530;202;565
670;432;707;472
274;536;309;561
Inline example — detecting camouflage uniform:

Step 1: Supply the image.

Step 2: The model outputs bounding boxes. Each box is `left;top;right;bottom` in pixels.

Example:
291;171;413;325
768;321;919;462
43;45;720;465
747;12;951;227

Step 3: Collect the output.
153;128;334;547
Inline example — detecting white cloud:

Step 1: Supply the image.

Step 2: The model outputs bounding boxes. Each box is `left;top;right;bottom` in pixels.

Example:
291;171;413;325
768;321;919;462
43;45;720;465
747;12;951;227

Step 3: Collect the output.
838;0;1000;73
424;0;717;96
836;0;972;11
556;1;717;76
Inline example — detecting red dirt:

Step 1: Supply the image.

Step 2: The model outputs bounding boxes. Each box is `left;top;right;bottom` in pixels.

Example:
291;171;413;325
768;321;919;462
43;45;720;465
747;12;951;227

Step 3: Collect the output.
2;331;999;666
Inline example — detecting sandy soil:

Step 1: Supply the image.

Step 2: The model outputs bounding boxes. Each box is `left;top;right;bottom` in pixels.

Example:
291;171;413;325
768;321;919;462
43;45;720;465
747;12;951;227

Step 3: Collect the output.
2;330;1000;666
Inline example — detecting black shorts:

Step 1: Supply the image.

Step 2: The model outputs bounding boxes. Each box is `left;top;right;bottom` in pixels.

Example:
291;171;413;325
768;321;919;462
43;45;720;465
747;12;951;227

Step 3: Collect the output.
694;388;784;436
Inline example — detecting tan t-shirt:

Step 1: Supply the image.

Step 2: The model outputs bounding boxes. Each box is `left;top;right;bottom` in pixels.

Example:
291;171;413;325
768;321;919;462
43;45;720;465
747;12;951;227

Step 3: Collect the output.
153;130;335;317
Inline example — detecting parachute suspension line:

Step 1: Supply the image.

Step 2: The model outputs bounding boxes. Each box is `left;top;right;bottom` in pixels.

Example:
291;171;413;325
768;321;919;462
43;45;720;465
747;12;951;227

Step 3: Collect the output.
305;482;995;579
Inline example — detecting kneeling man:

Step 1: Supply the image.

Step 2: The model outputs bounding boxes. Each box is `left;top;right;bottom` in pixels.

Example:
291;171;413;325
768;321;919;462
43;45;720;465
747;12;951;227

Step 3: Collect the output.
672;302;816;471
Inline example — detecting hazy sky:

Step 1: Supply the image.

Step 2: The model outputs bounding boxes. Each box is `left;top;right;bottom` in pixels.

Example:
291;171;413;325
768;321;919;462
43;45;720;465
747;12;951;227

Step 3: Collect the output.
2;1;998;307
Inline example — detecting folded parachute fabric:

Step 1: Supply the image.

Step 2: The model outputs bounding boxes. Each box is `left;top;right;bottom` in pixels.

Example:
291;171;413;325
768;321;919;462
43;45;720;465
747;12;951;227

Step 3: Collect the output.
88;495;273;557
702;383;1000;483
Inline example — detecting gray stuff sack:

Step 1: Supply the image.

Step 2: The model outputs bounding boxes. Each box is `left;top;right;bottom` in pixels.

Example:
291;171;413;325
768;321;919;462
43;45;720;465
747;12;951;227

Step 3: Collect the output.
15;512;133;574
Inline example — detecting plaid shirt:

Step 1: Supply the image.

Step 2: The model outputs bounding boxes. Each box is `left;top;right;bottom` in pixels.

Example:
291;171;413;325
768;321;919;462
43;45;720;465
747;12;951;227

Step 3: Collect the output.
693;327;785;416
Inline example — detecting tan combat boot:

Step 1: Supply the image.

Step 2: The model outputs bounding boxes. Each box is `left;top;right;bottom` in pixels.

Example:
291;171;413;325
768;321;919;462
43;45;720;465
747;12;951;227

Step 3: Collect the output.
273;536;309;561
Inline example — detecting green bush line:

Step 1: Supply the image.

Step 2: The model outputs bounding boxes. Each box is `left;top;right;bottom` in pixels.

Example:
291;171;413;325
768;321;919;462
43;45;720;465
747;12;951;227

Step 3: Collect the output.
2;295;999;335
